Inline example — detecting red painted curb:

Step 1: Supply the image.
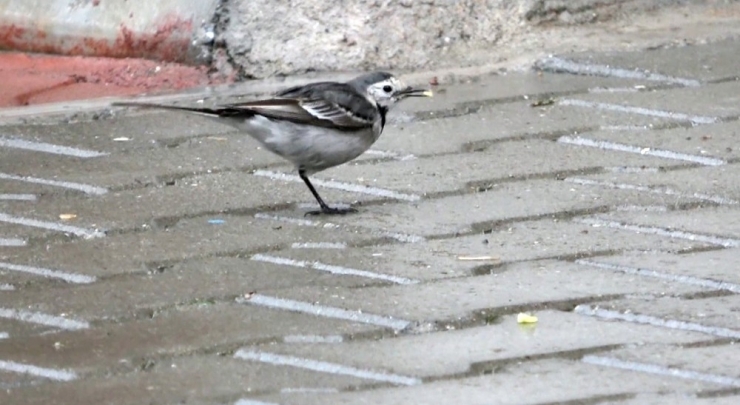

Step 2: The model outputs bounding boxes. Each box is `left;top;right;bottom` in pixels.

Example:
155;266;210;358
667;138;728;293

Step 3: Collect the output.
0;52;227;108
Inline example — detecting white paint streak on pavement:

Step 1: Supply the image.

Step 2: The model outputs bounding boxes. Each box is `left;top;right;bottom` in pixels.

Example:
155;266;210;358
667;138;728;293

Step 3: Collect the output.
0;138;108;158
558;136;726;166
0;238;26;247
237;294;411;330
234;350;422;386
283;334;344;343
234;399;279;405
0;308;89;330
577;259;740;293
290;242;347;249
0;213;105;239
566;177;737;205
559;99;717;125
576;218;740;248
538;56;701;87
0;194;36;201
254;213;325;227
583;355;740;387
0;172;108;195
575;305;740;339
0;359;77;381
0;262;96;284
251;254;418;285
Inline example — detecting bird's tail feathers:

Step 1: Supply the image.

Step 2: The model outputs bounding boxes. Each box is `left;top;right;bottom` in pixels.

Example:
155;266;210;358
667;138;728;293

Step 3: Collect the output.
111;102;222;116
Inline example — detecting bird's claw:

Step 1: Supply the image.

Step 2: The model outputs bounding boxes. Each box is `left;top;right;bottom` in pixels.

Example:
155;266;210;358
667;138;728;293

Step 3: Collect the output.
304;206;358;216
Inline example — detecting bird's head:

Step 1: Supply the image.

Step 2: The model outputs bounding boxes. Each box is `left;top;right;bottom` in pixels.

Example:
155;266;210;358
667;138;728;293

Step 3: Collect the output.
350;71;433;109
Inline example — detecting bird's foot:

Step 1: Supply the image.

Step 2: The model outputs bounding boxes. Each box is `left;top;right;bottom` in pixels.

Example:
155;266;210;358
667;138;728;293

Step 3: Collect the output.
304;206;358;216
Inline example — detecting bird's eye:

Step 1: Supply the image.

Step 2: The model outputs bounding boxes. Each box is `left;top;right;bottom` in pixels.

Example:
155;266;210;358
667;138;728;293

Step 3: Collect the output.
382;85;393;93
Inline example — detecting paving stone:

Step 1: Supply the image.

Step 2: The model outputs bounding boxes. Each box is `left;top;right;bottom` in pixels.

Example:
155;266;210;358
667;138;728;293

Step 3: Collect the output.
0;318;54;340
0;180;58;196
259;260;704;323
291;178;699;237
330;138;686;196
0;254;416;320
271;218;708;282
603;343;740;379
562;81;740;120
0;223;53;245
395;71;647;114
580;249;740;289
0;171;378;232
0;372;46;392
0;303;375;373
375;100;669;156
0;215;371;279
591;294;740;335
0;137;283;190
254;358;719;405
583;120;740;163
0;112;234;153
565;38;740;82
257;310;710;378
590;206;740;241
571;164;740;203
621;393;740;405
0;355;370;405
2;137;692;237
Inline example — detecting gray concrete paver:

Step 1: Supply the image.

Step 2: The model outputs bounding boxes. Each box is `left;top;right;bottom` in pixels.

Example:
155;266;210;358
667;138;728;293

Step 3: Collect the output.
591;294;740;334
1;215;371;279
328;139;687;195
274;218;707;282
259;260;704;323
562;81;740;120
591;205;740;240
582;249;740;287
620;394;740;405
602;343;740;379
295;178;699;237
254;359;719;405
570;163;740;203
0;318;55;339
254;310;710;378
395;72;648;114
0;303;376;373
582;121;740;162
0;138;284;190
564;37;740;82
0;255;397;320
0;355;371;405
375;100;669;156
0;113;233;152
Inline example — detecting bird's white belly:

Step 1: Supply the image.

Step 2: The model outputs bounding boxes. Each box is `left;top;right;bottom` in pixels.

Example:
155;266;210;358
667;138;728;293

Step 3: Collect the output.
232;115;381;173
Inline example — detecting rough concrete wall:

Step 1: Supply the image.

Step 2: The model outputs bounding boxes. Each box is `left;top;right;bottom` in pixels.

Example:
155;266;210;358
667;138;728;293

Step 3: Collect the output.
220;0;518;79
217;0;737;79
0;0;219;63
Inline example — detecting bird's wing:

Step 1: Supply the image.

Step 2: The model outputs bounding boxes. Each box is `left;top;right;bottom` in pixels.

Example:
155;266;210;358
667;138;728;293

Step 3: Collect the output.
252;82;379;129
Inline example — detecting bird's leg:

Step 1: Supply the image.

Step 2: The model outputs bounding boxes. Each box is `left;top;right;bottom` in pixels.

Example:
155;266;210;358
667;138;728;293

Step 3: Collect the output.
299;170;357;216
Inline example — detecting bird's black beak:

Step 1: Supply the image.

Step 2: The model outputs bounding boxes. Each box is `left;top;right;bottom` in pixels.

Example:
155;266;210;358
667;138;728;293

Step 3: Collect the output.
397;86;434;98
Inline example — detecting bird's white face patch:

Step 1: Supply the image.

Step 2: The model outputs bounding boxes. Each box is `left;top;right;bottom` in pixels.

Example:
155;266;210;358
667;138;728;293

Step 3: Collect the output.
366;77;405;108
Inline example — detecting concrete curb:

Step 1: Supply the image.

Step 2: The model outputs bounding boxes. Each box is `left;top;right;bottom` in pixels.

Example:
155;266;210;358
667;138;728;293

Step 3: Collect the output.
0;0;218;63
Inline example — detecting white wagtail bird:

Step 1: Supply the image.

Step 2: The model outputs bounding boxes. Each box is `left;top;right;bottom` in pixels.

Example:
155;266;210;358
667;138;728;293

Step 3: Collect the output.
113;72;433;215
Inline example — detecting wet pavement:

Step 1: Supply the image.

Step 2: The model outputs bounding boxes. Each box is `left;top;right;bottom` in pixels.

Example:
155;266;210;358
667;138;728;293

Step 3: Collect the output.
1;38;740;404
